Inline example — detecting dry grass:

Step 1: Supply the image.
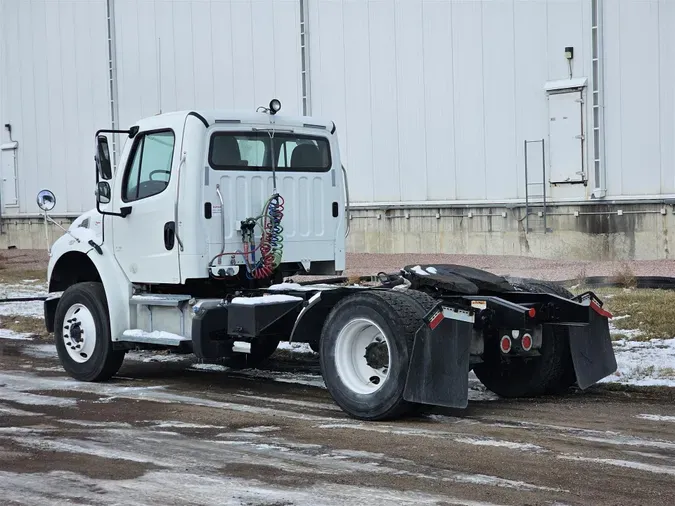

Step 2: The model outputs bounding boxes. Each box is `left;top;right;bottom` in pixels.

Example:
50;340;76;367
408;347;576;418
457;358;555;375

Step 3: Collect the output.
613;261;637;288
0;268;47;284
0;315;50;340
586;287;675;340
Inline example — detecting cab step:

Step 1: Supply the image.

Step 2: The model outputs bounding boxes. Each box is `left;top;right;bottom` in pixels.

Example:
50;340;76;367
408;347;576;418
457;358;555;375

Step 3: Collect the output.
121;329;190;346
130;294;191;306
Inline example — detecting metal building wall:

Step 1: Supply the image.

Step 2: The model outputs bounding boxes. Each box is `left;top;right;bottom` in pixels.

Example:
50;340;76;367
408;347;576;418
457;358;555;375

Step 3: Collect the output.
307;0;673;206
112;0;303;133
0;0;111;216
602;0;675;198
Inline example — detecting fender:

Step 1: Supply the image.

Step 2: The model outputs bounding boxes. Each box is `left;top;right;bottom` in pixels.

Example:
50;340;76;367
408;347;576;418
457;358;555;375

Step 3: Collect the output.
46;210;132;342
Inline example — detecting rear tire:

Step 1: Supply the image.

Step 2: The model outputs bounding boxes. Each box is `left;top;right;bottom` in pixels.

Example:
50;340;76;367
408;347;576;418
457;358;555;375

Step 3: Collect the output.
54;282;125;382
473;278;576;398
320;291;428;421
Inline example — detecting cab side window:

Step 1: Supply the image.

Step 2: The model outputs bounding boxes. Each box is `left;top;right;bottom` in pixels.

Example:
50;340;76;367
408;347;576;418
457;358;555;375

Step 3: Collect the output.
122;131;175;202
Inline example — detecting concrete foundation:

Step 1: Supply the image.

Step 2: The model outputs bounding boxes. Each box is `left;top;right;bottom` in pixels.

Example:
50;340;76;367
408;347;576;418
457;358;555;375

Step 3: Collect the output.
0;217;73;251
2;202;675;261
346;202;675;261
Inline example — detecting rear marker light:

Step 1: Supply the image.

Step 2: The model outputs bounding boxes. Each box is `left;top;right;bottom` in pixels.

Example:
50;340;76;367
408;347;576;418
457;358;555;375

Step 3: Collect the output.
428;309;444;330
521;333;533;351
500;335;512;354
528;307;536;318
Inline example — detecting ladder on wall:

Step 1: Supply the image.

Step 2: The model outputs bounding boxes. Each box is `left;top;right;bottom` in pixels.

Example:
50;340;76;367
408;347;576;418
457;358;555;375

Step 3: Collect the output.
524;139;551;233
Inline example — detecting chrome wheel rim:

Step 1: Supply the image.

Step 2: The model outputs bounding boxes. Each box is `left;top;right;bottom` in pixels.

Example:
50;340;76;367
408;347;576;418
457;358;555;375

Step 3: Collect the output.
62;303;97;363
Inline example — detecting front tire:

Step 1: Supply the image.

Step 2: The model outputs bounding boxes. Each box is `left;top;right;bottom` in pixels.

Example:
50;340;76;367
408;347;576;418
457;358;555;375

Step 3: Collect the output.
54;282;125;382
320;291;428;421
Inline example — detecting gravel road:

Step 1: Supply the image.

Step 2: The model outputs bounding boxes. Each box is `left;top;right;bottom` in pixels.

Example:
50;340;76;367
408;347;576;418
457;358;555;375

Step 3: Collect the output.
1;339;675;506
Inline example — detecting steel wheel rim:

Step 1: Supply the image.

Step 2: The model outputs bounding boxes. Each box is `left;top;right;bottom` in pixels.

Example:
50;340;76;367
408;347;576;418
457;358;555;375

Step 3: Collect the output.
62;303;97;364
334;318;391;395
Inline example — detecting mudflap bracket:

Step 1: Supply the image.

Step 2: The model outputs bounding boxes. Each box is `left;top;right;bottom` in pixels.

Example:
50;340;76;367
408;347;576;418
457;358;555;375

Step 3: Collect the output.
403;305;475;408
568;307;617;389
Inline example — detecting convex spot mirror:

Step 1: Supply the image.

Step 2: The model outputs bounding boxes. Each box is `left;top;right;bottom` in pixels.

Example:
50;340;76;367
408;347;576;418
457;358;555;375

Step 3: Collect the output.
36;189;56;212
95;134;113;180
96;181;111;204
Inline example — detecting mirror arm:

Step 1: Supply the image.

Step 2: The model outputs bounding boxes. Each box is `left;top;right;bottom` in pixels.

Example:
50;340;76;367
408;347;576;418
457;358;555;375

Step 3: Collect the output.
42;212;81;245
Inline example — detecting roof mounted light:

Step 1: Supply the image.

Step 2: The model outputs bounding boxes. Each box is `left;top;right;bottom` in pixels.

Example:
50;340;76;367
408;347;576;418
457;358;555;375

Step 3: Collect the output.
269;99;281;115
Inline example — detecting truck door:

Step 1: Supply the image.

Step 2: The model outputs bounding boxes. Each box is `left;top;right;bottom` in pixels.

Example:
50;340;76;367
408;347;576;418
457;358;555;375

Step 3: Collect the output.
111;129;181;284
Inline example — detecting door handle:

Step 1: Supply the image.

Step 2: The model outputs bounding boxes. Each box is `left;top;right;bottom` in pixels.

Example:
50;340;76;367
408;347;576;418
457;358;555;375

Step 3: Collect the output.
164;221;176;250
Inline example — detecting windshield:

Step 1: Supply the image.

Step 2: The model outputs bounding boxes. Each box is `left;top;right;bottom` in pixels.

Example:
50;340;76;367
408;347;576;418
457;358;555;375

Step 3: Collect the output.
208;131;332;172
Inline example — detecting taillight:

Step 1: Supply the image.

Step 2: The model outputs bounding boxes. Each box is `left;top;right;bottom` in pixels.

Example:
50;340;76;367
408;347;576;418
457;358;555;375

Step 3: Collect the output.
521;333;533;351
500;335;512;354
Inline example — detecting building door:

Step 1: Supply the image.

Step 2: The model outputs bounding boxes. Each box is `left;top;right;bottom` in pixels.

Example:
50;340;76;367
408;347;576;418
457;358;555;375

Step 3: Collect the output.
548;90;585;185
0;142;18;208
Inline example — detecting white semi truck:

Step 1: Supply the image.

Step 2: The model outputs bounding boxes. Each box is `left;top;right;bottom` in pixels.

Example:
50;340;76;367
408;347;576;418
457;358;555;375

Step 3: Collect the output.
37;100;617;420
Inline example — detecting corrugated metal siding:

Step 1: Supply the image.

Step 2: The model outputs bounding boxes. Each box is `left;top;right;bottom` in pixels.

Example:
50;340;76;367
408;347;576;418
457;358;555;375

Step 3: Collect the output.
113;0;303;131
308;0;594;204
0;0;111;215
603;0;675;197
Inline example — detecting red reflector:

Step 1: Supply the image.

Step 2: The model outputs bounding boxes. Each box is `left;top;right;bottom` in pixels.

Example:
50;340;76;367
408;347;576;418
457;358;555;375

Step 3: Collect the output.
590;300;613;319
429;310;444;330
522;333;532;351
528;307;536;318
500;336;511;353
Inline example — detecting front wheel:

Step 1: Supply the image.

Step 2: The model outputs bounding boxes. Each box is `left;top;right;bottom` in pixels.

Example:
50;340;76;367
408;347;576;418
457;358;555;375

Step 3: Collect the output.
319;291;428;421
54;282;125;382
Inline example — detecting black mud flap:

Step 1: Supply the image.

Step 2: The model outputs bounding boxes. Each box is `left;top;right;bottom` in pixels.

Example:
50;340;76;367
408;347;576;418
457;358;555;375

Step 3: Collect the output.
403;314;474;408
568;308;617;389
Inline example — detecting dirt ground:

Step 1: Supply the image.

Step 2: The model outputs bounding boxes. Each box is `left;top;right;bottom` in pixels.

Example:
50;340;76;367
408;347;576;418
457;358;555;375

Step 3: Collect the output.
1;339;675;506
2;249;675;505
3;249;675;282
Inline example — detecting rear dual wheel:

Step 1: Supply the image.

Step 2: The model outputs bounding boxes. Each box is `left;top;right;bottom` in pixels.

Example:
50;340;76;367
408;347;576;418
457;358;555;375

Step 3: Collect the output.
319;290;435;420
472;278;577;398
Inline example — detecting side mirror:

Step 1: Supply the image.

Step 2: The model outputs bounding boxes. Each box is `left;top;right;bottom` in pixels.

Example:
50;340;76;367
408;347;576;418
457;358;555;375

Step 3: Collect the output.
36;189;56;212
95;135;113;180
96;181;111;204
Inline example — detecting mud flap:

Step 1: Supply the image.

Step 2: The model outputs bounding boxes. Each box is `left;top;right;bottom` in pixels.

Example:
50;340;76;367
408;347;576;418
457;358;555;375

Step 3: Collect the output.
568;309;617;389
403;316;474;408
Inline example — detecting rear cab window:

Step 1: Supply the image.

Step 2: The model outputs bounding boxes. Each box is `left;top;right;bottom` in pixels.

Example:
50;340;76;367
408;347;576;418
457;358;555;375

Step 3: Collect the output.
208;132;331;172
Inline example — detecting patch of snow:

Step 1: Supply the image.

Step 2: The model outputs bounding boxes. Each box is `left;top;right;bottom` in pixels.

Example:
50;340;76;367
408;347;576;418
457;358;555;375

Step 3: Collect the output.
0;283;47;318
0;404;42;417
122;329;188;343
230;294;303;305
612;314;630;321
277;341;316;354
0;386;77;407
125;350;190;363
0;328;33;340
410;265;430;276
453;436;545;453
426;266;438;274
58;419;132;429
636;414;675;423
233;393;342;412
190;363;229;372
151;421;225;429
574;434;675;451
602;338;675;387
238;425;281;433
0;469;506;506
557;454;675;477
